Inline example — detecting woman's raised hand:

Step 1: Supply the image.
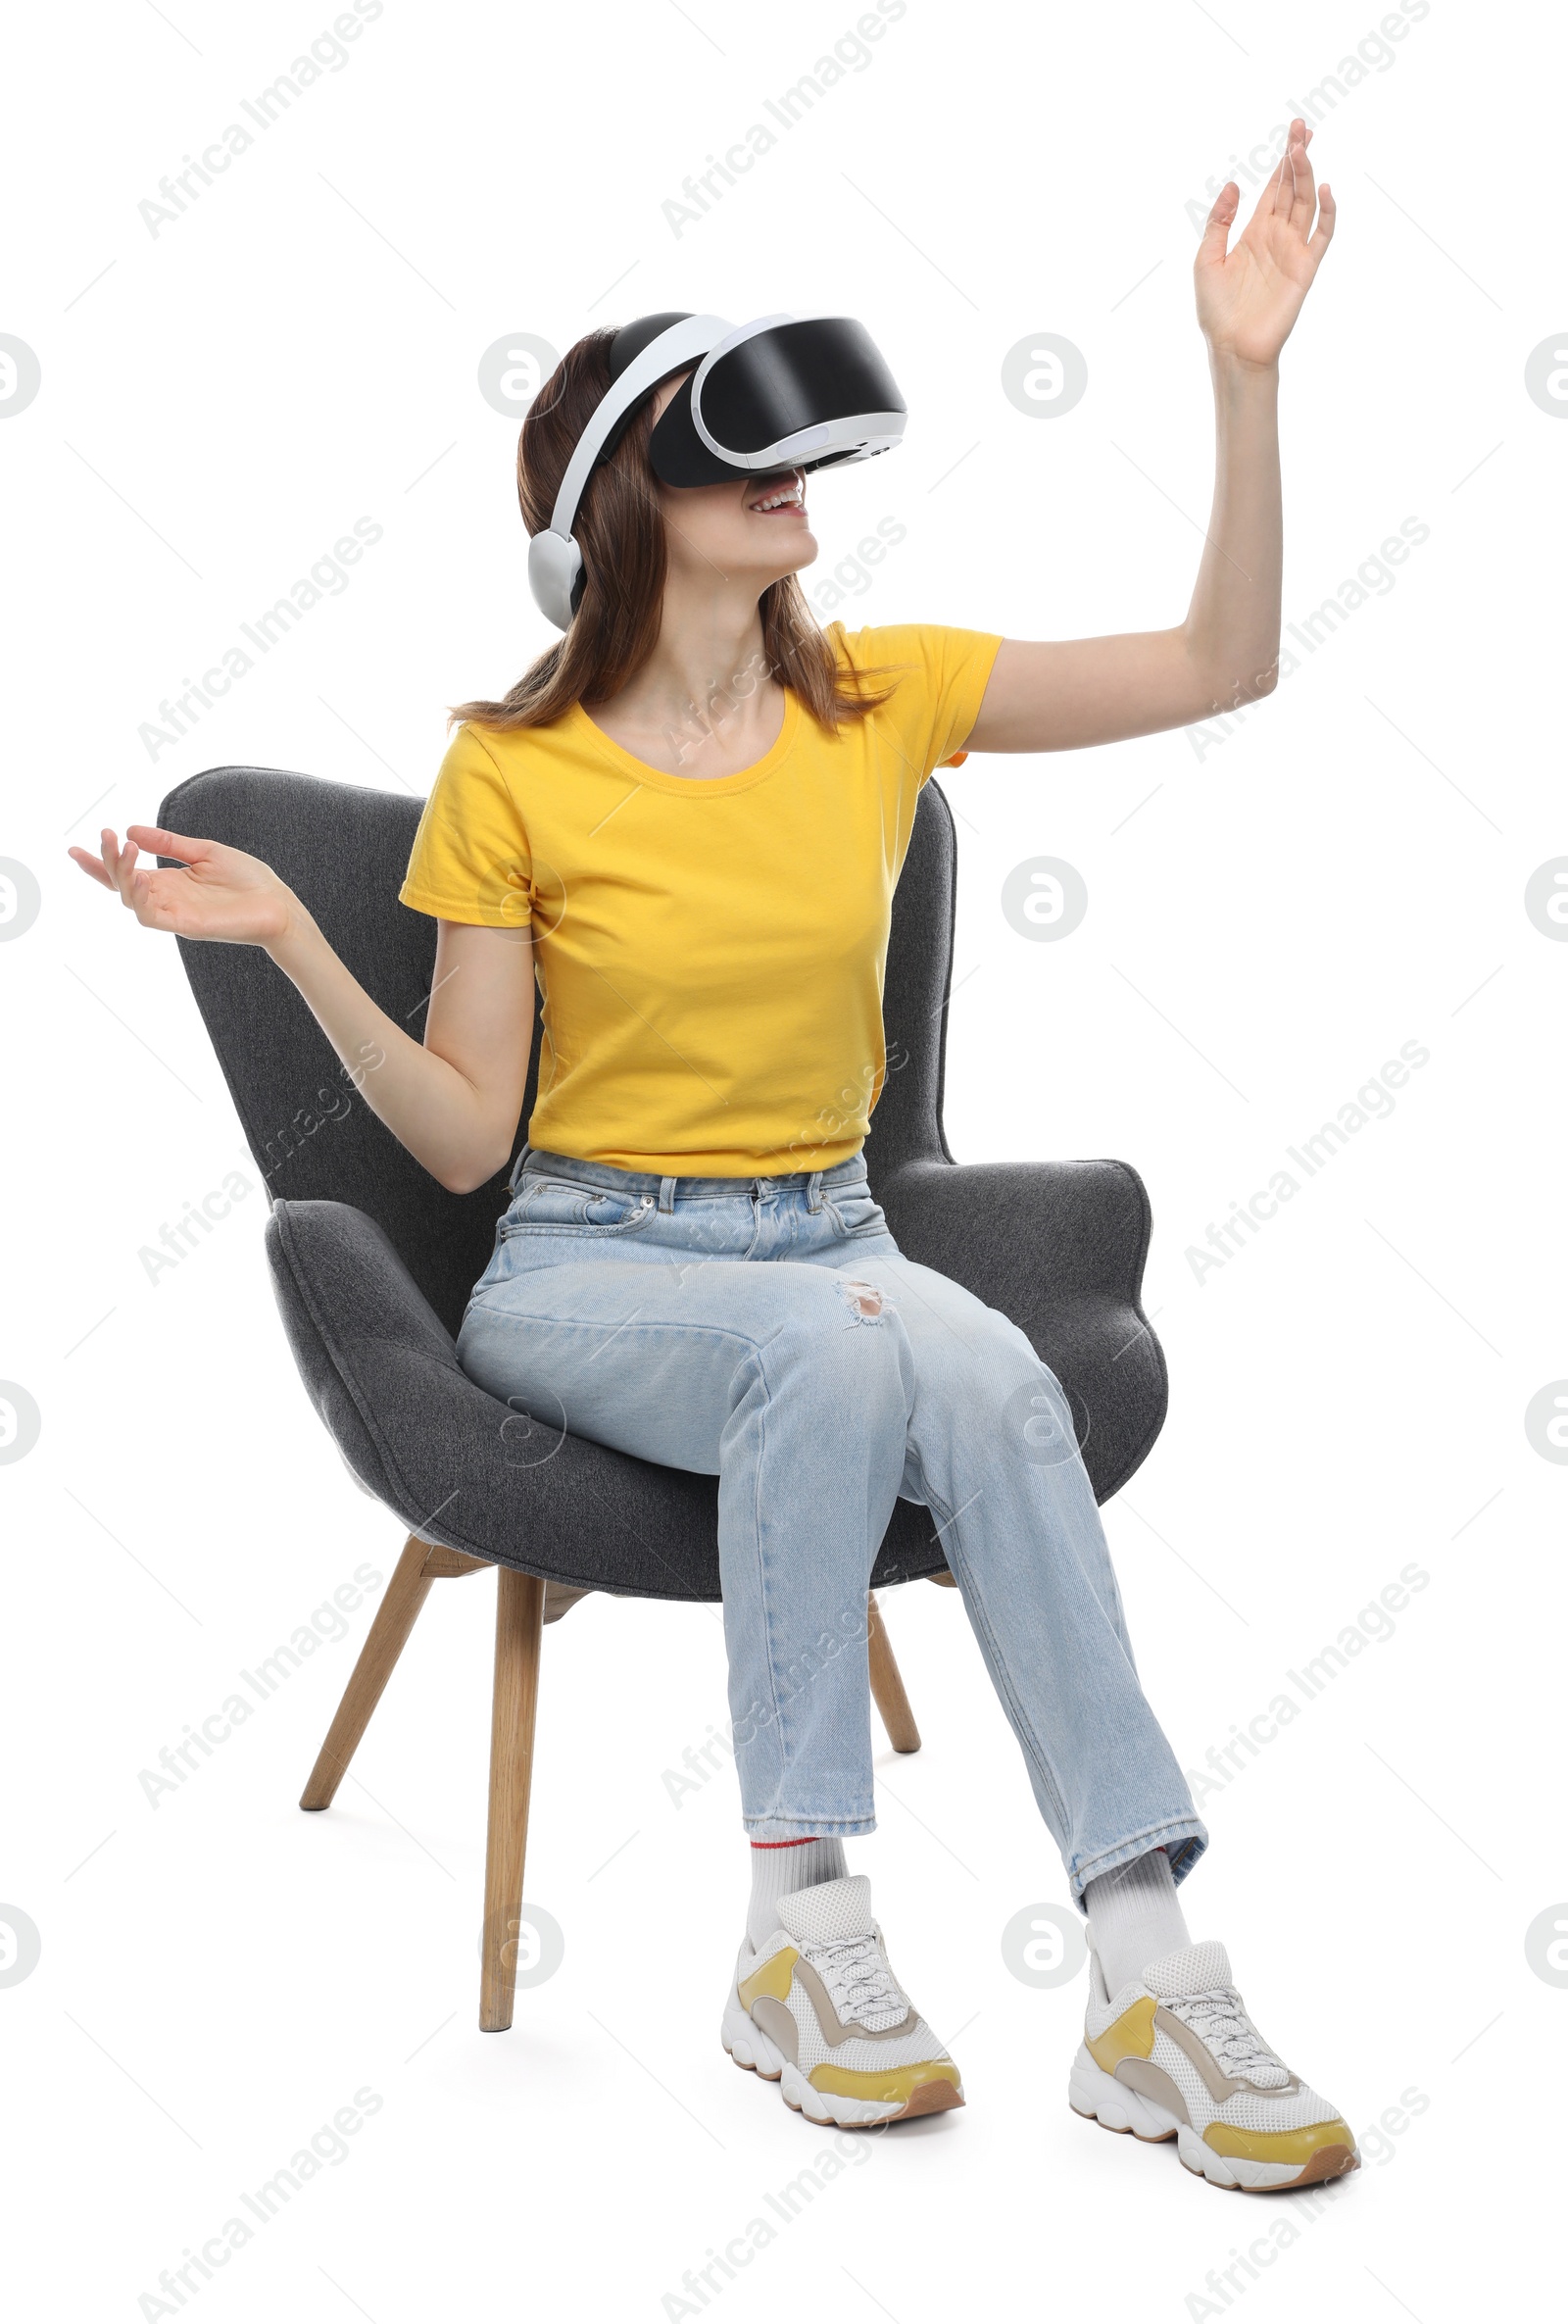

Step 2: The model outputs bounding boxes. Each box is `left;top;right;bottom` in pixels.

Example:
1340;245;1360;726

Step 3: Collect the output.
69;824;300;950
1195;118;1336;370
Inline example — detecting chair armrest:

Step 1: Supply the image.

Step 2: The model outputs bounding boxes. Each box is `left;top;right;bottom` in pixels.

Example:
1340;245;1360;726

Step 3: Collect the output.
873;1157;1167;1502
264;1198;723;1596
265;1196;481;1514
876;1154;1154;1306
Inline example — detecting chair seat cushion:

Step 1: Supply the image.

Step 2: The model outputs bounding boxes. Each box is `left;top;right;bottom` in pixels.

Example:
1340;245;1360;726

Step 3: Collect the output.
268;1198;950;1599
268;1167;1164;1600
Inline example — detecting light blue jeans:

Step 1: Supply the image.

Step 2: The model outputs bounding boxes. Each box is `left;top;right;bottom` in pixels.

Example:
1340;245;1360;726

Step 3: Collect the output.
456;1147;1206;1900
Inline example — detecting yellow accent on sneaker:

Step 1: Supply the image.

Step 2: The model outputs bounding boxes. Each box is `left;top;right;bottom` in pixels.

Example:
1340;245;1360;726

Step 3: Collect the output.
738;1947;798;2011
1085;1994;1157;2076
808;2059;963;2103
1202;2116;1358;2165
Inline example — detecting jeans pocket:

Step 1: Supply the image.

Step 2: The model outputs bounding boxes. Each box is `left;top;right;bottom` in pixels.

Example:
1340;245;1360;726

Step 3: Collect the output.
501;1178;656;1237
823;1185;887;1239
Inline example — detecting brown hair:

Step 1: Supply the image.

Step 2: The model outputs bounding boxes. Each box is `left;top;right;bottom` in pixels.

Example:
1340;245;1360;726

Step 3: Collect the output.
449;326;895;734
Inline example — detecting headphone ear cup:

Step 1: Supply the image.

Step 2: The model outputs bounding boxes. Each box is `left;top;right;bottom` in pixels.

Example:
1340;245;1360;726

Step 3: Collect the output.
527;530;583;631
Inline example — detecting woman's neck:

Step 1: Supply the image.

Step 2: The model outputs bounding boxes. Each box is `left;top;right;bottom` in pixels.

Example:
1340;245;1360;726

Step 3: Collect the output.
589;584;785;776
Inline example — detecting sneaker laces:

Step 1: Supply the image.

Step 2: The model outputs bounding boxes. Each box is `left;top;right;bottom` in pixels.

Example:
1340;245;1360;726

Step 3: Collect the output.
802;1931;909;2032
1161;1985;1290;2088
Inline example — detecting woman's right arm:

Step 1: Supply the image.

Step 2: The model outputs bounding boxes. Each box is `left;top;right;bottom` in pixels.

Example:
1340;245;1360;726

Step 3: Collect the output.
72;823;534;1195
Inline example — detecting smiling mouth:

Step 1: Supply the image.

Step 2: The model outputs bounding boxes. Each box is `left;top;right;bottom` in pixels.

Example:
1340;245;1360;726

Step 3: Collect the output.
746;470;806;514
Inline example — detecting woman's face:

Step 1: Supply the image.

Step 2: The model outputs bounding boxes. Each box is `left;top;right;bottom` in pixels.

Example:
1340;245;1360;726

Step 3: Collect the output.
647;370;818;595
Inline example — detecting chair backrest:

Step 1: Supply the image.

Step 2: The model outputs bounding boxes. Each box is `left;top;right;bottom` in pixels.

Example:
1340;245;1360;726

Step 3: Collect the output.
158;764;958;1338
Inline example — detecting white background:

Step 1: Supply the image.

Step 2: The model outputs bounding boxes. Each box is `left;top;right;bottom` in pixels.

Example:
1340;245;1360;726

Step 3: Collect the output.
3;2;1561;2317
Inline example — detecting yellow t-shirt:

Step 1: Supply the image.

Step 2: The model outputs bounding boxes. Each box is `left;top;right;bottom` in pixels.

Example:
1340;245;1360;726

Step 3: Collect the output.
398;620;1003;1175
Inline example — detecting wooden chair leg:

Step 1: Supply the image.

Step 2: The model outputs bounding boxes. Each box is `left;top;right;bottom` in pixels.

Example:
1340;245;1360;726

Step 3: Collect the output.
867;1588;921;1755
479;1568;547;2033
300;1533;439;1810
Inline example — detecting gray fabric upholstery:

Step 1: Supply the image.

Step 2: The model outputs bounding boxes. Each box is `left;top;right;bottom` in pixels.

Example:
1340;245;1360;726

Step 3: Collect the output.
160;764;1167;1598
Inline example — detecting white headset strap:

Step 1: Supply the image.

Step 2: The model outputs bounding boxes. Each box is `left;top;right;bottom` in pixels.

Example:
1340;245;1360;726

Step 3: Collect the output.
542;312;731;546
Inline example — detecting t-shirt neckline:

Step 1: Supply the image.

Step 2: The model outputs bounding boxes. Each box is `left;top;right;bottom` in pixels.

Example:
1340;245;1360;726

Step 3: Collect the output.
567;689;801;798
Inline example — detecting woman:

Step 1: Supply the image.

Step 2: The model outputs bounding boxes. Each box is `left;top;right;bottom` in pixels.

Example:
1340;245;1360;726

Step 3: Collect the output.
74;128;1349;2184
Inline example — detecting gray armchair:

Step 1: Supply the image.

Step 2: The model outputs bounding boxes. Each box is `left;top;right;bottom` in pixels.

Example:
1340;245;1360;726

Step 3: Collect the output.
159;764;1168;2031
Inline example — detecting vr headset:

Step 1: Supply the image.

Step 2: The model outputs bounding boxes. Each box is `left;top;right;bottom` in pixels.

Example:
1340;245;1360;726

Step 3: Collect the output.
527;310;907;630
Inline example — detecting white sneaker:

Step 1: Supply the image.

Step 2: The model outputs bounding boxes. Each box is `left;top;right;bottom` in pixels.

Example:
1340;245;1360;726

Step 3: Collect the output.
1070;1938;1358;2191
721;1873;964;2127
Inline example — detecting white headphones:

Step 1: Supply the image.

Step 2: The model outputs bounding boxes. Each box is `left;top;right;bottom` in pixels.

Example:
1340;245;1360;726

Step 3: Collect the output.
526;314;729;632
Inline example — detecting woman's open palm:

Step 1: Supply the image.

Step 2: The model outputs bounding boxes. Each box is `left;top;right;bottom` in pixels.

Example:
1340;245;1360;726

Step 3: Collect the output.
69;824;296;947
1195;119;1336;369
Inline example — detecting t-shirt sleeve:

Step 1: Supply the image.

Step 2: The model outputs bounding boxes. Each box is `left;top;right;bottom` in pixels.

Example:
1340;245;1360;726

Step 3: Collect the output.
831;621;1004;785
399;722;535;927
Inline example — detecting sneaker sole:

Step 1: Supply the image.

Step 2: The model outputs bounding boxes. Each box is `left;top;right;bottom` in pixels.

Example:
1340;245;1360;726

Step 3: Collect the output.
1067;2046;1358;2193
721;1997;964;2128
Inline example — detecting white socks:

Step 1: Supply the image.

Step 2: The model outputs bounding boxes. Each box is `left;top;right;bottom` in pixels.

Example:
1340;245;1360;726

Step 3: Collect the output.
748;1838;1187;1989
748;1837;848;1948
1083;1847;1191;1997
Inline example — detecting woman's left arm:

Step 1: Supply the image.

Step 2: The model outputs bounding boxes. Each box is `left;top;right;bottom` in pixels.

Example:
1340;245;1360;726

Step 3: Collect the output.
966;118;1336;755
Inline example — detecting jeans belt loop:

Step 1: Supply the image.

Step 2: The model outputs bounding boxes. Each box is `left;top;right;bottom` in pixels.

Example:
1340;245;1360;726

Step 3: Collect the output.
658;1174;677;1213
807;1170;824;1214
507;1144;533;1197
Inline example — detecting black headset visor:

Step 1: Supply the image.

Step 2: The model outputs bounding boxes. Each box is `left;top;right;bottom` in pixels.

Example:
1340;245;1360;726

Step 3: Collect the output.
648;318;906;488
